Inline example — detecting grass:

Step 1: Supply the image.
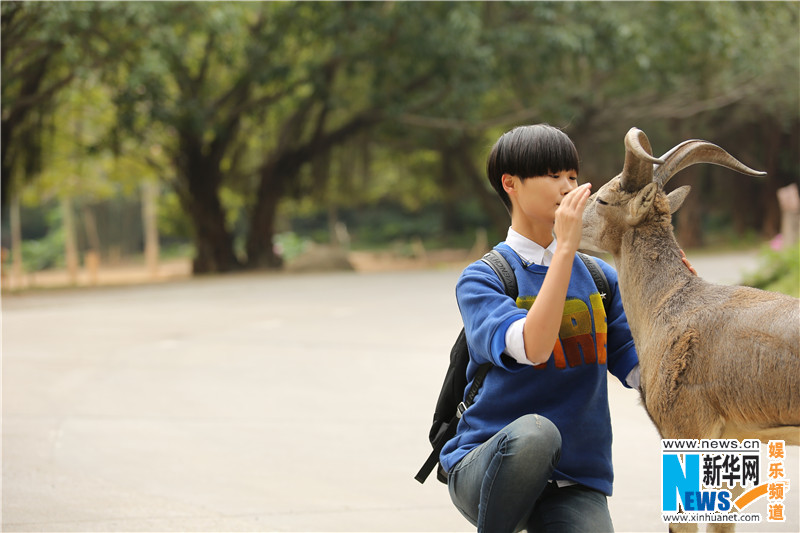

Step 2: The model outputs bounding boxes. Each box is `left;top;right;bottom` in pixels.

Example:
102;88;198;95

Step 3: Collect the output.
740;242;800;298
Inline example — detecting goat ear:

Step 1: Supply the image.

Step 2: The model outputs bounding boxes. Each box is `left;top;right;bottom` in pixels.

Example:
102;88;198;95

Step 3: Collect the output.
667;186;691;214
625;182;658;226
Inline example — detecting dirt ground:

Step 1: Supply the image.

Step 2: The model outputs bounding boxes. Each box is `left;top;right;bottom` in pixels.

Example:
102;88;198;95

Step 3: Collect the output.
0;249;480;292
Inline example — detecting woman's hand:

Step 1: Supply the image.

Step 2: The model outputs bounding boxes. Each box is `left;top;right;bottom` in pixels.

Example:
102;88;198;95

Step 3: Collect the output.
679;249;697;276
554;183;592;256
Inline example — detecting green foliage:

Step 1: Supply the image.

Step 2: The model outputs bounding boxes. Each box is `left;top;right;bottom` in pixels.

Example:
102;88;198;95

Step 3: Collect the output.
19;231;65;271
741;243;800;298
3;1;798;273
2;1;123;198
273;232;311;262
286;198;489;250
15;208;65;271
157;190;193;241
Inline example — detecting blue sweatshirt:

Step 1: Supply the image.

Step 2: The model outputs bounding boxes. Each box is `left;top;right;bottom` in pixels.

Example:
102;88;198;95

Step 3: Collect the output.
440;243;638;496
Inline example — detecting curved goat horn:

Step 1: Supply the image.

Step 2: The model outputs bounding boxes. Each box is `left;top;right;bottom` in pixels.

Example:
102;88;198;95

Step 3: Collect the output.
620;128;664;192
654;139;767;187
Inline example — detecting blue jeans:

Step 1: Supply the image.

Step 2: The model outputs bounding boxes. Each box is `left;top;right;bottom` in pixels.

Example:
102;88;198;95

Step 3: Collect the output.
447;414;614;533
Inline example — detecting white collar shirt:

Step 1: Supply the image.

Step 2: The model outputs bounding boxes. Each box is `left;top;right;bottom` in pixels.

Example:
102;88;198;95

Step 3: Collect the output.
505;227;557;267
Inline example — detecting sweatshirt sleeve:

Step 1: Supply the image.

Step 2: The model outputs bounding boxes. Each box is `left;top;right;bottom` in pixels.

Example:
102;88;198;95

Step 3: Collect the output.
456;260;528;371
596;259;639;387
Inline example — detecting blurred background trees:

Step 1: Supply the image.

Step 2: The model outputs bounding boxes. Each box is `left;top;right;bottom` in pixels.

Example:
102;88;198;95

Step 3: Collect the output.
2;1;798;277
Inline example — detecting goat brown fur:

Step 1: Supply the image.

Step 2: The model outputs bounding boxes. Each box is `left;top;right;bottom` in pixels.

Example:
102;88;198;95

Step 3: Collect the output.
581;129;798;533
581;128;799;442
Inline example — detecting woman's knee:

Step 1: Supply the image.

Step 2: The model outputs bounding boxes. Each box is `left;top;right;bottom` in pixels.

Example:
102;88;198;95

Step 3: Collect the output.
501;414;562;463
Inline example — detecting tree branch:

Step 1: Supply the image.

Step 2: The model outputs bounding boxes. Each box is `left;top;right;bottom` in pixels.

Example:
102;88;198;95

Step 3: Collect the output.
2;38;61;75
398;74;768;136
397;107;542;133
259;107;380;179
196;32;216;86
7;72;74;119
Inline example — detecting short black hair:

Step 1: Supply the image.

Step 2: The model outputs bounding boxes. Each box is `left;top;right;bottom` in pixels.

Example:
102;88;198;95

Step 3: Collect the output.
487;124;580;211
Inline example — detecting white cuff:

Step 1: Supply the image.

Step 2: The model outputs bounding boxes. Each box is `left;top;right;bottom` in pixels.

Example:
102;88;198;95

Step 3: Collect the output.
504;317;533;366
625;364;641;389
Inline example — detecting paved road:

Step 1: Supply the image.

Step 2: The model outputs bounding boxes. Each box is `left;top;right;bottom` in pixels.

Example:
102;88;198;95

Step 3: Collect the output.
3;250;797;532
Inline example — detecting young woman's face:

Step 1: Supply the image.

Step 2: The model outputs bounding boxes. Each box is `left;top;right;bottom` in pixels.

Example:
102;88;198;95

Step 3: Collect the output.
509;170;579;226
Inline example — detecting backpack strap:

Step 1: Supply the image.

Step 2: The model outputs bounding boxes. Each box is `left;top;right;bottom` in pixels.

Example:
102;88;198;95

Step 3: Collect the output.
415;363;490;484
481;249;518;300
577;252;612;313
414;250;515;484
459;363;491;416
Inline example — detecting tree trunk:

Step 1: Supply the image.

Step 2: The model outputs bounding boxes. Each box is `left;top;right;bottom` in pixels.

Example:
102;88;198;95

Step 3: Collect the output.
759;123;783;239
313;149;340;246
141;181;160;279
671;167;705;249
731;178;758;237
61;196;80;284
245;113;378;270
187;184;239;274
176;141;241;274
9;192;24;287
670;121;704;248
1;120;14;213
777;183;800;248
246;159;287;270
82;204;101;253
0;50;54;211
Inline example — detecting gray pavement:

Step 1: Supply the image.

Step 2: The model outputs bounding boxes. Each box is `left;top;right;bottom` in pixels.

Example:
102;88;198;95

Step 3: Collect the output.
2;249;797;532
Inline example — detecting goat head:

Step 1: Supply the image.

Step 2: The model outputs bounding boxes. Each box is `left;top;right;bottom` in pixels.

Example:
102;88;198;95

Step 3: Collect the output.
581;127;765;254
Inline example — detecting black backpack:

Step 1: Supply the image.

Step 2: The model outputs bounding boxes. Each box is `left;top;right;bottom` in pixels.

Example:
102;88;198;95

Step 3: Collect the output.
414;249;611;484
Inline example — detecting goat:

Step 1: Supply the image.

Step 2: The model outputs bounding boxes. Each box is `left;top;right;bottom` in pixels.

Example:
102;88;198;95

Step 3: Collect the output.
581;128;799;532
